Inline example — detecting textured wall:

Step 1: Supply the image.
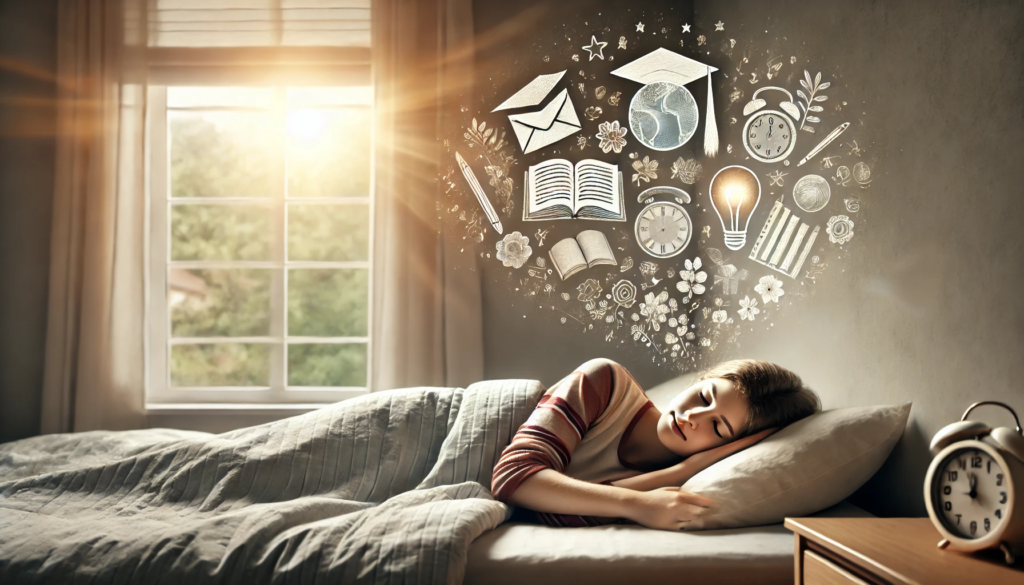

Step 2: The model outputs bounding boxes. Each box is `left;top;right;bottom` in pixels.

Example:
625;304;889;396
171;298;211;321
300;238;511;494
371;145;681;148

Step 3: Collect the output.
476;0;1024;517
0;0;57;442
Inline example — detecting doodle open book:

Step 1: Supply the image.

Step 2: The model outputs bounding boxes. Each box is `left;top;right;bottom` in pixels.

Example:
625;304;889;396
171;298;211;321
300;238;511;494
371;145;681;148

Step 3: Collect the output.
523;159;626;221
549;230;618;280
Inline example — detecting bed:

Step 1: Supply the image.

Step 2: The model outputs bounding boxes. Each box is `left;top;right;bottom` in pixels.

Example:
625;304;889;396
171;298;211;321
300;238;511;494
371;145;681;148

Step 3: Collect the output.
465;500;871;585
0;379;874;584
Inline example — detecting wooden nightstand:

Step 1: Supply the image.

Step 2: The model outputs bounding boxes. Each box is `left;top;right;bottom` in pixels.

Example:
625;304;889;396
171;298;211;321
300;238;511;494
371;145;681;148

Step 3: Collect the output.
785;517;1023;585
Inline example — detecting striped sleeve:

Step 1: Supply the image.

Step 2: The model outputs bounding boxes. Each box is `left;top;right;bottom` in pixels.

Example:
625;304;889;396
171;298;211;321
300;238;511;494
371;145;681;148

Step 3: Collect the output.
490;358;615;503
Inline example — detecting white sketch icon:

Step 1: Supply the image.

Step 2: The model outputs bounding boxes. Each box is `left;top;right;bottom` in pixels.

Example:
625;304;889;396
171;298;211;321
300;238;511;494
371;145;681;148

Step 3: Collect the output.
506;88;582;154
792;174;831;213
582;36;608;61
492;71;566;112
748;199;820;279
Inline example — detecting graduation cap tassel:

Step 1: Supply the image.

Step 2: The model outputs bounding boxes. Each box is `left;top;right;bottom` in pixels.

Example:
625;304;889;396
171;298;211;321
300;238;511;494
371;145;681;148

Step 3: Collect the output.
704;68;719;157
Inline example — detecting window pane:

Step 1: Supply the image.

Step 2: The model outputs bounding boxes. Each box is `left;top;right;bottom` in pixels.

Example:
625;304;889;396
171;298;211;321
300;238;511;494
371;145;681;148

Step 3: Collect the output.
288;269;368;336
288;343;367;387
288;203;369;261
286;108;371;197
168;87;273;108
170;269;272;337
171;344;270;387
172;205;272;261
170;111;275;197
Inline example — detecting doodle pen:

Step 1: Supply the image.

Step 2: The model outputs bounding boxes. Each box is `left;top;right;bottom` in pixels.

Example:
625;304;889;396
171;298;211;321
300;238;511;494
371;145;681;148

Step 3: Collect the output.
455;151;503;235
796;122;850;167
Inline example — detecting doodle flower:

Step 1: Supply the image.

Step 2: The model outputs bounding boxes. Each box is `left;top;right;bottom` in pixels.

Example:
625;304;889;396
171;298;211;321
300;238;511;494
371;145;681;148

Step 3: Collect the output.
496;231;531;269
640;291;671;331
611;279;637;308
738;295;760;321
576;278;603;302
631;155;659;185
665;332;678;345
670;157;702;185
584;106;603;121
754;275;785;304
826;215;855;244
676;257;707;298
596;120;628;154
712;310;728;323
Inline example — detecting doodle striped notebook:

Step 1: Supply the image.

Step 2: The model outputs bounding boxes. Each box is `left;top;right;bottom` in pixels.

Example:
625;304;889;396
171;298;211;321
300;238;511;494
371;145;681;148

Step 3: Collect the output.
748;200;819;279
522;159;626;221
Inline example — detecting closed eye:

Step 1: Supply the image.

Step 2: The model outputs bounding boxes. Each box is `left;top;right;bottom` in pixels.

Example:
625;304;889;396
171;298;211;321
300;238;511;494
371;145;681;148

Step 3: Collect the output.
701;391;724;438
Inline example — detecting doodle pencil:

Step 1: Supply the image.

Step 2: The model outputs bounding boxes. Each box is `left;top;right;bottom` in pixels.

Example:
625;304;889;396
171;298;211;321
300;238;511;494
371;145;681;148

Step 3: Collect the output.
797;122;850;167
455;151;503;234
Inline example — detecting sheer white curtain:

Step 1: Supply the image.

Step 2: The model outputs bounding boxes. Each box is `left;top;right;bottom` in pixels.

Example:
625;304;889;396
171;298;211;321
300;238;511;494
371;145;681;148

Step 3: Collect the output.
370;0;483;391
41;0;148;432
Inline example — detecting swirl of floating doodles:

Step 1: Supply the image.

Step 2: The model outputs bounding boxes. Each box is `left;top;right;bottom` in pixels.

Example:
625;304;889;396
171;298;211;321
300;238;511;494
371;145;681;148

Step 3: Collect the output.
440;12;878;373
792;174;831;213
629;81;699;151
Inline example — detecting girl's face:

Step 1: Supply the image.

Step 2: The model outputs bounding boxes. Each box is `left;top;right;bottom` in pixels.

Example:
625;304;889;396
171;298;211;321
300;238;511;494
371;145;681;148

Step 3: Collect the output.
656;377;749;457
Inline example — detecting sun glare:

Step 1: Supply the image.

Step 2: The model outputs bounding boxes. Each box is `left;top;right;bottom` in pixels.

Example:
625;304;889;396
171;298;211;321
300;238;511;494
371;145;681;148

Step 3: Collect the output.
287;110;327;143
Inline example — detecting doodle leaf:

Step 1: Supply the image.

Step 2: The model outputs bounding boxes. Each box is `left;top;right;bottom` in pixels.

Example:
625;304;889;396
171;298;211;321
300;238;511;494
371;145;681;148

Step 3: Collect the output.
802;126;815;133
804;70;813;87
806;116;820;123
809;105;824;112
478;121;486;132
813;95;828;102
815;71;821;86
800;79;810;92
705;247;724;265
797;89;807;100
818;82;831;90
471;118;478;130
483;128;493;139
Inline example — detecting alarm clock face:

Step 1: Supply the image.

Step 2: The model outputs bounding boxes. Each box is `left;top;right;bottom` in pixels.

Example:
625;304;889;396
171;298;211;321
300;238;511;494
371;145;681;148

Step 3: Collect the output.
635;201;692;258
743;110;797;163
931;446;1009;540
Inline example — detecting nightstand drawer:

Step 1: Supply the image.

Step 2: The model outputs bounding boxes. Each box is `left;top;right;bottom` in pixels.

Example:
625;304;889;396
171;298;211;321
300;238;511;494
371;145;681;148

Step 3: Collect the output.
804;550;869;585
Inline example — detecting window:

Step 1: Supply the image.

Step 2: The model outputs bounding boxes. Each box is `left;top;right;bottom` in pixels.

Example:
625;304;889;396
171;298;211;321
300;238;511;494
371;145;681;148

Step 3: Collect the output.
145;85;373;405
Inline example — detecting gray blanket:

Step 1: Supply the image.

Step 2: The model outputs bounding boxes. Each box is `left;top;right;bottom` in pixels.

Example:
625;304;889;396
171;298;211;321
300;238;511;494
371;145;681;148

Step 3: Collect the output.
0;379;546;584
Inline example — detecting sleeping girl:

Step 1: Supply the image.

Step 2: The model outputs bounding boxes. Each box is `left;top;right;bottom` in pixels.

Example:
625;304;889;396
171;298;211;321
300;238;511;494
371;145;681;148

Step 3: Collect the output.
492;358;820;531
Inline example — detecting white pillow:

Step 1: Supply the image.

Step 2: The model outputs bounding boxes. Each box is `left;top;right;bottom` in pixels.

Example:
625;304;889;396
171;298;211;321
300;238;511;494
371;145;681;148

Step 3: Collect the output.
680;403;911;530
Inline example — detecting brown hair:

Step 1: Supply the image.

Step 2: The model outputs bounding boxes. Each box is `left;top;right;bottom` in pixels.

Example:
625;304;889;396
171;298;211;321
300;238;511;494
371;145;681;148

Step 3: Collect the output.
698;359;820;438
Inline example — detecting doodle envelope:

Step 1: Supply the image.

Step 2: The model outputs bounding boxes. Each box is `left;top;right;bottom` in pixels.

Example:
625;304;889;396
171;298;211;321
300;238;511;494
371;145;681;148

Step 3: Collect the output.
506;88;582;154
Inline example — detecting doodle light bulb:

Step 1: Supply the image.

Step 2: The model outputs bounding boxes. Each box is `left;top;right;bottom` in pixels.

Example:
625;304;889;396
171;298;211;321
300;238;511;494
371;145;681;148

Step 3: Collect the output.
710;165;761;251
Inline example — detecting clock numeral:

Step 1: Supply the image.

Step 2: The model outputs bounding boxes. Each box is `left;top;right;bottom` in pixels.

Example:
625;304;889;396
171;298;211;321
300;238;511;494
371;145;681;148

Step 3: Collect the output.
1000;491;1007;504
769;116;775;126
955;514;962;526
640;226;649;232
749;132;757;139
995;509;1002;519
957;459;966;470
996;473;1003;486
754;144;761;150
755;119;762;128
970;520;977;535
660;245;666;254
987;460;992;474
943;485;951;495
971;455;982;468
943;501;952;512
984;518;990;532
947;471;958;482
782;134;789;139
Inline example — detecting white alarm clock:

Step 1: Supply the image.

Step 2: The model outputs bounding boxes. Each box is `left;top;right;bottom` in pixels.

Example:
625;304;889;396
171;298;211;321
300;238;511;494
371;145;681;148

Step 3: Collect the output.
634;186;693;259
924;401;1024;564
741;86;800;164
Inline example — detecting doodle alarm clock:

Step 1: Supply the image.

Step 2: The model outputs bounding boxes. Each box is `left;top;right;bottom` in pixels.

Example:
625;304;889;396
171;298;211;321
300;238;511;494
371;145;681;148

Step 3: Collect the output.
634;186;693;259
741;87;800;164
924;401;1024;564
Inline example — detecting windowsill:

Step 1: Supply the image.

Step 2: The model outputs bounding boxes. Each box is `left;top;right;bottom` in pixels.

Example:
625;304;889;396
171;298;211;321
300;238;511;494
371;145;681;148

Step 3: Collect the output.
145;403;333;415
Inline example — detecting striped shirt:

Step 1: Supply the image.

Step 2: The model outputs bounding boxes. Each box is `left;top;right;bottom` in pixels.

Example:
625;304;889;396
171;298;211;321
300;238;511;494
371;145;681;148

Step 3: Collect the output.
491;358;654;526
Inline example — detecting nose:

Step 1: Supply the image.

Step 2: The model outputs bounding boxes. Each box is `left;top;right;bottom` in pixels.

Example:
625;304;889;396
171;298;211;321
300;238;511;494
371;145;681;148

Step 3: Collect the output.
680;408;710;430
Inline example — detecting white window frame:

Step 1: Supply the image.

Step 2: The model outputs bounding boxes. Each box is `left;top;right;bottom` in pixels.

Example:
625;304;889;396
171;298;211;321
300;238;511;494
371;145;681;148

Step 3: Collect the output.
144;80;374;407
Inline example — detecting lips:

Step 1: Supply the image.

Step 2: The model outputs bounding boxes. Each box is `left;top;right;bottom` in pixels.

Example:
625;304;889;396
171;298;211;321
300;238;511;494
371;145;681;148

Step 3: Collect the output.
670;413;687;441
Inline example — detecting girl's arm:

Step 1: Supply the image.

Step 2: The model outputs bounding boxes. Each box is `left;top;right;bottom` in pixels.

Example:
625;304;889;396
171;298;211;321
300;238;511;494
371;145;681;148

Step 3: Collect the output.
610;427;777;491
508;468;717;531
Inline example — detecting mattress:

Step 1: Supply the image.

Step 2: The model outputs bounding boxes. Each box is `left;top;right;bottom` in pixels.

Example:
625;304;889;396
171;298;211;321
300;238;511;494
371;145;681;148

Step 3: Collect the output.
464;500;870;585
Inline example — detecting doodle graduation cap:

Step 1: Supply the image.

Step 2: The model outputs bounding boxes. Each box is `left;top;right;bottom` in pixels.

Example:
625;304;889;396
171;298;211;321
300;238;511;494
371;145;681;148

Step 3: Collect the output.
611;48;719;157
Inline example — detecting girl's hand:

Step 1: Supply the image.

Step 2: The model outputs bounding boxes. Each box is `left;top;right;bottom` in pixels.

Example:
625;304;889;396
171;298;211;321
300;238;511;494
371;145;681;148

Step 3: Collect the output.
687;427;778;470
627;487;718;531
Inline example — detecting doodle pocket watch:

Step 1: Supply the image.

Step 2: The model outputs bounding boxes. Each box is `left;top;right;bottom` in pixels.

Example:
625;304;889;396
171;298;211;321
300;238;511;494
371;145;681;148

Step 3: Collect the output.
925;401;1024;564
634;186;693;259
742;86;800;164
